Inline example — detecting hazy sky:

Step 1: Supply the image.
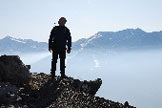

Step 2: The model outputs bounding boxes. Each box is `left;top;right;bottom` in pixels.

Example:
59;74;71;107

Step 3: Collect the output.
0;0;162;42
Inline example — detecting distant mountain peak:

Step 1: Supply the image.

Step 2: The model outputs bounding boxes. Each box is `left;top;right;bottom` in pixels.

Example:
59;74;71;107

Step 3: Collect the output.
135;27;143;31
0;36;48;53
2;36;26;44
3;36;13;39
96;28;145;36
73;28;162;50
118;28;145;33
134;28;145;33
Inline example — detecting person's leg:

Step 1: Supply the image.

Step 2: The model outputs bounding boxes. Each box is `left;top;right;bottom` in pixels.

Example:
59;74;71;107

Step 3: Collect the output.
59;50;66;77
51;51;58;77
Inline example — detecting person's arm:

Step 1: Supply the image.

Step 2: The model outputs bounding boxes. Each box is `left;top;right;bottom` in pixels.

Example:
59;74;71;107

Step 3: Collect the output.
66;28;72;53
48;27;56;52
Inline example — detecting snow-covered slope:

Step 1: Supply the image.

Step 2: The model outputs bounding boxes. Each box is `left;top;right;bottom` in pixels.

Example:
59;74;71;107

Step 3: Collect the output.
73;28;162;51
0;36;47;53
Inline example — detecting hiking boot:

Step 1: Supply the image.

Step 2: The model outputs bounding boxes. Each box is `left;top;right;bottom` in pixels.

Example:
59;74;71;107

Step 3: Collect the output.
50;71;55;79
51;75;56;79
61;75;68;79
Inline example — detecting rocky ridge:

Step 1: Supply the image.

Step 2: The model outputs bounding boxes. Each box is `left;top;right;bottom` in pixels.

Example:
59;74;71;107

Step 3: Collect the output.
0;55;135;108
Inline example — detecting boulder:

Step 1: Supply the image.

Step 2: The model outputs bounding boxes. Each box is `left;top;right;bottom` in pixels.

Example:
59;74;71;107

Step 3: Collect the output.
0;82;21;104
0;55;30;85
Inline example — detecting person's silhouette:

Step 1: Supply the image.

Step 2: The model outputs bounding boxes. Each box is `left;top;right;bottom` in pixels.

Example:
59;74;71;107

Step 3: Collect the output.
49;17;72;78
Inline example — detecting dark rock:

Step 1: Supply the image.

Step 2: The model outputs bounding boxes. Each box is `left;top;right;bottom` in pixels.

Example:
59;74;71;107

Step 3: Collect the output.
124;101;130;107
0;55;30;85
0;82;21;105
26;65;31;70
80;78;102;95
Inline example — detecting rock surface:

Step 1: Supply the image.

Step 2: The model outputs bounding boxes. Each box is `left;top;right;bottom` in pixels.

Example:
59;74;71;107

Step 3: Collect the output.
0;55;136;108
0;55;30;84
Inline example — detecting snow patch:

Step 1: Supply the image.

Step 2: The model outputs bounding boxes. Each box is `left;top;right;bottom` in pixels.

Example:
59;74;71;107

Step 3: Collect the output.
80;33;102;48
10;37;26;43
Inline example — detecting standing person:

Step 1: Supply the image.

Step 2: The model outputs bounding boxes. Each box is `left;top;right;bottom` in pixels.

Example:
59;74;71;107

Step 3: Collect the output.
49;17;72;78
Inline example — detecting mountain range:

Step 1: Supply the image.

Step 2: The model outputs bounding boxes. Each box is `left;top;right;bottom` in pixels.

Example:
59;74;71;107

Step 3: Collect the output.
0;36;47;53
0;28;162;53
73;28;162;51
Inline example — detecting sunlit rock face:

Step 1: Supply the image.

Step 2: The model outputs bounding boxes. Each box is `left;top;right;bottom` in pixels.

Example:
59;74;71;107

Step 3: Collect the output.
0;55;135;108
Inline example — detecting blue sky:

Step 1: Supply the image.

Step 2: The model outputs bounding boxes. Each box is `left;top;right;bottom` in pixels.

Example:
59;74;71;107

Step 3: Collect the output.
0;0;162;42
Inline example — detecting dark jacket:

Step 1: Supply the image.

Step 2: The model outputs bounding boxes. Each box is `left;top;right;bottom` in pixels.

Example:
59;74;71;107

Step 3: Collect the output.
49;26;72;51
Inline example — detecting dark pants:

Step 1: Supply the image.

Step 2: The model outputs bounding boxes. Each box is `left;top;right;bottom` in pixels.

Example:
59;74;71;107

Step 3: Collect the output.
51;50;66;77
